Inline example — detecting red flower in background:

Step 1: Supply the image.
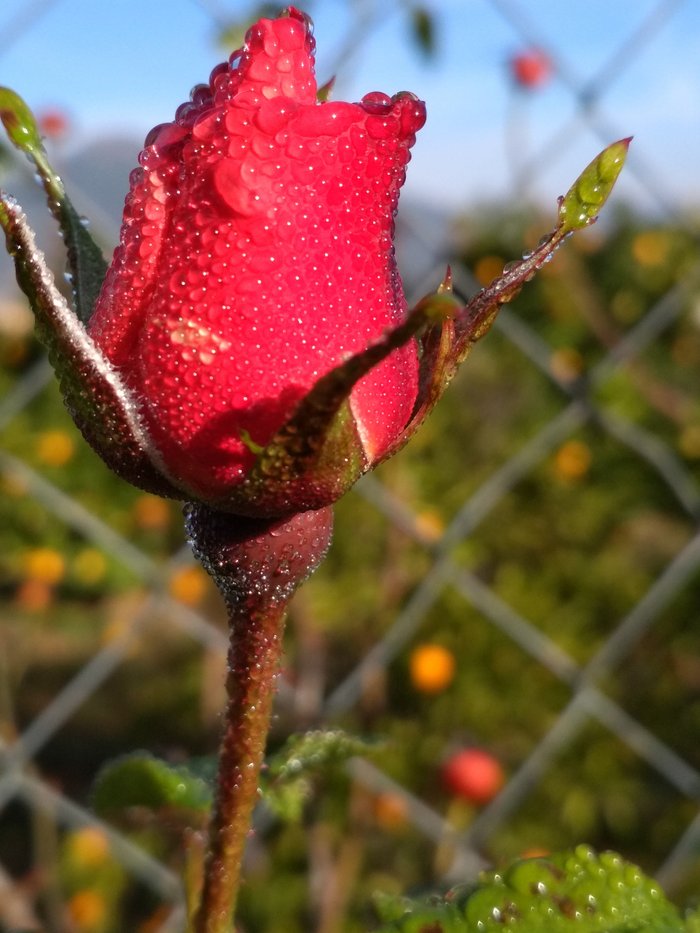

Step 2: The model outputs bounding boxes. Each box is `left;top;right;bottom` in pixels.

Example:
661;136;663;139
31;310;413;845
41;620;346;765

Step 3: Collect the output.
509;49;552;90
442;748;505;805
37;108;70;140
87;7;425;502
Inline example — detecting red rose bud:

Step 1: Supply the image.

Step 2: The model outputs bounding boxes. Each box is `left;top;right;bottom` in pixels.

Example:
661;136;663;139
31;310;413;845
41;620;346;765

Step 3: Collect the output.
1;15;628;520
87;7;425;506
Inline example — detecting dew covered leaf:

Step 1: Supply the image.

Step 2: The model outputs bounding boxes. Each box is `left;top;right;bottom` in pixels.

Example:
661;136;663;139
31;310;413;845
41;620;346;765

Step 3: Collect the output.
92;753;212;819
376;845;691;931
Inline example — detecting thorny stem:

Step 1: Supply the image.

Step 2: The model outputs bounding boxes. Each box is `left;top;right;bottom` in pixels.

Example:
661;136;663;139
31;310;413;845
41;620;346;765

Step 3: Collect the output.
186;504;334;933
196;597;286;932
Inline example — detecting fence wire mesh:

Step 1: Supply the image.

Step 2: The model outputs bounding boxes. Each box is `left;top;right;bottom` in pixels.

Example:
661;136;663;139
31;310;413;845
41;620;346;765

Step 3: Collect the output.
1;0;700;929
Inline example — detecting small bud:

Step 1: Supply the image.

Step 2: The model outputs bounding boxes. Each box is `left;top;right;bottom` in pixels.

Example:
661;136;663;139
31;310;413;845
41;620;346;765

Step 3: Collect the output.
558;137;632;232
0;86;45;156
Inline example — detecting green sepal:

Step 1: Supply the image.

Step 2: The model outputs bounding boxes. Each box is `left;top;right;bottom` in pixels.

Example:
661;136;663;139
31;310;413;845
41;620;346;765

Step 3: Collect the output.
0;85;108;322
381;139;631;460
377;845;689;932
317;76;336;101
0;90;180;498
213;292;457;517
377;271;460;464
92;753;211;819
216;395;368;517
558;137;632;233
386;234;573;457
0;195;183;497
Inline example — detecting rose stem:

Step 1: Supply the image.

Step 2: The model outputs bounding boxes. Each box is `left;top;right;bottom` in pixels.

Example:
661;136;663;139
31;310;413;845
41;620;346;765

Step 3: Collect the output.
186;505;334;933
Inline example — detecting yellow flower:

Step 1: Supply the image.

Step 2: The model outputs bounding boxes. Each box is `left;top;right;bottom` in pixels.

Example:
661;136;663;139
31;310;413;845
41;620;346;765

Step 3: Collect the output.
414;508;445;543
473;254;505;287
36;429;75;467
132;494;172;531
72;549;107;586
632;230;670;268
553;439;592;481
550;347;584;384
169;565;209;606
65;826;111;869
23;547;65;584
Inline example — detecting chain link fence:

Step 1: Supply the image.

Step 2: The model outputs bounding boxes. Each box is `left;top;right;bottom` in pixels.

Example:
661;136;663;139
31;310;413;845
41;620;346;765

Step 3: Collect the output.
1;0;700;929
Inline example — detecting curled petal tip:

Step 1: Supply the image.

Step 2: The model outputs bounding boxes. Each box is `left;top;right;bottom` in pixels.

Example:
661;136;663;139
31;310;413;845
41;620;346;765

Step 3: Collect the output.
283;6;315;36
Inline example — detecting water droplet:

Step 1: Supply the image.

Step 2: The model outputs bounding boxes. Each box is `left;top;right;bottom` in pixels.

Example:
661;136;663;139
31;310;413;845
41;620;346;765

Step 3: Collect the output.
360;91;392;115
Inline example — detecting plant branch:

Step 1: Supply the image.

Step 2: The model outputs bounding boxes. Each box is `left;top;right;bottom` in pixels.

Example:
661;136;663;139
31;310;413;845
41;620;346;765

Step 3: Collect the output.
185;504;334;932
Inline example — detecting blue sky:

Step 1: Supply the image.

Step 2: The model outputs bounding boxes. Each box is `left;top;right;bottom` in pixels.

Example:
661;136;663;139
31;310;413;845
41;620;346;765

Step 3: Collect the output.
1;0;699;216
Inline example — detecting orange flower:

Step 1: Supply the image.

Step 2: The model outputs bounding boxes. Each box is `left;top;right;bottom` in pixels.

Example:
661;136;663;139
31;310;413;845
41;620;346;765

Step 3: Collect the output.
409;644;456;694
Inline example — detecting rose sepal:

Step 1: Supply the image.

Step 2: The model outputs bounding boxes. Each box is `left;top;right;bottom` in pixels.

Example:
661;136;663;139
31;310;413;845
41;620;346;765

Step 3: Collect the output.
0;193;185;497
377;136;633;463
0;88;185;496
207;288;460;517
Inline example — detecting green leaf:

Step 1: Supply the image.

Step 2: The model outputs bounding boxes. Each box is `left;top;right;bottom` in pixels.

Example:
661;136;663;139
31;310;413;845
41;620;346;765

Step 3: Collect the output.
57;196;109;325
92;753;212;818
558;137;632;233
376;845;690;931
0;85;107;323
262;730;380;823
409;5;437;58
317;76;336;102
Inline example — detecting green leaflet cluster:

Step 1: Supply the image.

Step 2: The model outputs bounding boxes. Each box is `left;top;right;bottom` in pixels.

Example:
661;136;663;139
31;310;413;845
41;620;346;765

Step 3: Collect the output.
376;845;700;932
